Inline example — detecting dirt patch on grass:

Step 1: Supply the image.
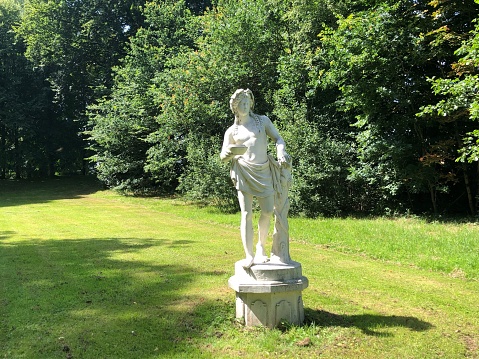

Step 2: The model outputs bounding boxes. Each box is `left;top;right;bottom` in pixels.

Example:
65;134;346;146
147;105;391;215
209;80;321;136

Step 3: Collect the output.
461;333;479;358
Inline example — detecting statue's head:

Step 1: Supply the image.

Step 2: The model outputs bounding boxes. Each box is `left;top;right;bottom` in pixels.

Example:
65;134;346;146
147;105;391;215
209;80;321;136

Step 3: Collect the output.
230;89;254;117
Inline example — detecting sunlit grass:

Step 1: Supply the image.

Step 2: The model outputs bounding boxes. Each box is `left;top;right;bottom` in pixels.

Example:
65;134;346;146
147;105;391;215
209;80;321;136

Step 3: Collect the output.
288;216;479;279
1;177;479;358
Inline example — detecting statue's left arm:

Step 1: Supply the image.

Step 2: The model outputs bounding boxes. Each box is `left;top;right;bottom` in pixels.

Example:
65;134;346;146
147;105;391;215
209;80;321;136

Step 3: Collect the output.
263;116;291;165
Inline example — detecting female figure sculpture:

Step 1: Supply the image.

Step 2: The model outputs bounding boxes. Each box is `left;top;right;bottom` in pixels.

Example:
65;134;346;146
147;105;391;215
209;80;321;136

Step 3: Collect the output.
220;89;292;268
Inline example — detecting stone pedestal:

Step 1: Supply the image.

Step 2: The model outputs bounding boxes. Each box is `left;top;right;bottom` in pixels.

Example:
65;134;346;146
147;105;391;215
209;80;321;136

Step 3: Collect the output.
228;260;308;328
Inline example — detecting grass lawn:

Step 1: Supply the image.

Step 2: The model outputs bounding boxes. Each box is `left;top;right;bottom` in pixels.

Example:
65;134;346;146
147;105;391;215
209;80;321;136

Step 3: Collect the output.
1;176;478;358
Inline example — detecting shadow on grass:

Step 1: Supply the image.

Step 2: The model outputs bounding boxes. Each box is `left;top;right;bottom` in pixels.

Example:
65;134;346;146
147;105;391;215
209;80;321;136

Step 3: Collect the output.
0;237;229;358
0;231;16;240
0;176;102;207
304;308;433;337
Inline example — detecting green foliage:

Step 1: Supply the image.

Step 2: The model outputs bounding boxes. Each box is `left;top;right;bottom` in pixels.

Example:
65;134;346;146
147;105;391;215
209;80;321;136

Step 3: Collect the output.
4;0;479;215
318;2;430;210
1;0;76;179
18;0;145;103
420;19;479;164
143;0;287;201
416;1;479;214
84;0;479;215
88;0;286;203
317;0;479;214
87;0;197;193
281;118;352;217
15;0;147;178
178;135;238;212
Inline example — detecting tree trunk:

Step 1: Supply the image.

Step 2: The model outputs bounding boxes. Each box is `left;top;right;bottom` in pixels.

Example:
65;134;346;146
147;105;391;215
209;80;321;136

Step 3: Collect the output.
461;162;475;215
454;123;475;215
0;123;6;179
14;126;21;179
476;161;479;215
428;181;438;215
48;158;55;178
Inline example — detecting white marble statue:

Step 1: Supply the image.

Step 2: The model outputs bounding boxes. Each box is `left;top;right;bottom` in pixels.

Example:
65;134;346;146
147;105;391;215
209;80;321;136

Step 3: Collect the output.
220;89;292;268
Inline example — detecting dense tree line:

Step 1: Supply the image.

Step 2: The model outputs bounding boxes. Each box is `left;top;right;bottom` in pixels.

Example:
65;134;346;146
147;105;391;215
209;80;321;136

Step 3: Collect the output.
1;0;479;216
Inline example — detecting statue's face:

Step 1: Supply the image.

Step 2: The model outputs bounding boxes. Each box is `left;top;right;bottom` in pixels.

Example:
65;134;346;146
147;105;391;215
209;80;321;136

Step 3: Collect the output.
237;96;251;116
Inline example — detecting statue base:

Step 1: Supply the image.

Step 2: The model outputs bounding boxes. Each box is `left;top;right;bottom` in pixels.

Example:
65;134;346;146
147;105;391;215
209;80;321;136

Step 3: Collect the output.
228;260;308;328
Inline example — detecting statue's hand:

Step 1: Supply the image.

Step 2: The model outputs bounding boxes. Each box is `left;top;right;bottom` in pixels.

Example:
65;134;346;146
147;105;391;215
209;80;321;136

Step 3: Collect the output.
277;150;291;166
220;148;234;162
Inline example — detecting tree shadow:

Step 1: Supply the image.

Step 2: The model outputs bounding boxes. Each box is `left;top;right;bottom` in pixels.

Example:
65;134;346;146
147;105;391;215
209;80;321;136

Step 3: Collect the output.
168;239;196;248
304;308;433;337
0;231;16;240
0;176;102;207
0;237;229;358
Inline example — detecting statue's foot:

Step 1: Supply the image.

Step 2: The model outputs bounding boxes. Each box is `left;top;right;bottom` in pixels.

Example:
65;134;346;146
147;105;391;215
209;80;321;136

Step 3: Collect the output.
254;254;269;264
256;243;267;256
241;257;255;269
254;243;269;264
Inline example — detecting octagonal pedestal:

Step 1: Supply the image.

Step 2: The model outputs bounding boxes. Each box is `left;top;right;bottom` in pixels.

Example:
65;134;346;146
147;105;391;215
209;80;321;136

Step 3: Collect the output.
228;260;308;328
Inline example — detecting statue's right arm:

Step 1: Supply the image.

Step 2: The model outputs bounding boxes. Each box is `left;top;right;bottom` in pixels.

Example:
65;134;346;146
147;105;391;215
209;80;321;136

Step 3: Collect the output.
220;128;234;163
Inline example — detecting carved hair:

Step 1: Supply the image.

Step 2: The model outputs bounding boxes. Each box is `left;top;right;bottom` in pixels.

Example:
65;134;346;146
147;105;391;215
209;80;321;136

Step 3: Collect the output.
229;88;254;116
229;89;261;135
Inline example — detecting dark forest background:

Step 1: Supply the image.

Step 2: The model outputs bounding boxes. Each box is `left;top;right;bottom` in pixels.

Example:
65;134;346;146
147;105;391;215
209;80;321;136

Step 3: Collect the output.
2;0;479;216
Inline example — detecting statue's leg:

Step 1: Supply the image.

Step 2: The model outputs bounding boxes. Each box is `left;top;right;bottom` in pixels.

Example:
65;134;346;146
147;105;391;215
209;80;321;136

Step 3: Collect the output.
256;195;274;262
237;191;254;268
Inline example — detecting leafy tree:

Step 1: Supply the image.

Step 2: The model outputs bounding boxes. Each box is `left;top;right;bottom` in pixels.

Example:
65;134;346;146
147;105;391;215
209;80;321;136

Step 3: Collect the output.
82;0;479;217
0;0;23;178
317;0;479;214
269;0;356;216
1;0;65;179
87;0;205;193
16;0;146;175
143;0;286;203
419;14;479;214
